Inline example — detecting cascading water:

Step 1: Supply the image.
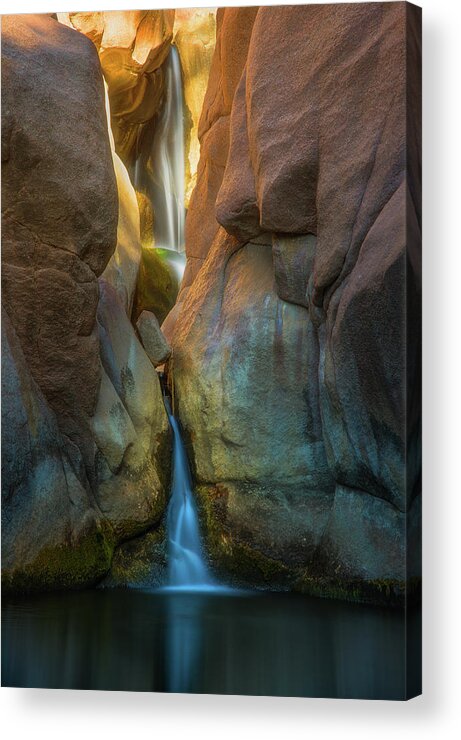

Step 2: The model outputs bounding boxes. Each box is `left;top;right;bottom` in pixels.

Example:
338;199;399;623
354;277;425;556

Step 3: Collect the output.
164;398;213;588
135;45;186;253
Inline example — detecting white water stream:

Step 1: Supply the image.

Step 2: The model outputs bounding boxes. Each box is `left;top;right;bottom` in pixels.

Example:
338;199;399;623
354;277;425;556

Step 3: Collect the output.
135;45;186;253
164;398;213;588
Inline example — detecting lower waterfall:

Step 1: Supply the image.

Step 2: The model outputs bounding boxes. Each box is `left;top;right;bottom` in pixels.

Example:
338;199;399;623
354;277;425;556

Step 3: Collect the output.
164;398;214;589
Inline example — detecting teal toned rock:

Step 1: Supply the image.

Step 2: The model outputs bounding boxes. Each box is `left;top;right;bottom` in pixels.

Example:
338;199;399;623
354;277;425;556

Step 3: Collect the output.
136;309;171;366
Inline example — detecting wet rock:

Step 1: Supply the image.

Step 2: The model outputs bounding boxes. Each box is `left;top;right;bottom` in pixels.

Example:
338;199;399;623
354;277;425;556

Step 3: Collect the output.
101;526;167;589
95;280;171;540
136;310;171;367
1;308;113;592
171;4;421;602
173;8;217;206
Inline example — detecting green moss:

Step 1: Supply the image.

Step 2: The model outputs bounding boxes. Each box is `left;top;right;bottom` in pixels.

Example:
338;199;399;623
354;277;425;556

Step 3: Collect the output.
2;521;115;595
294;572;421;608
195;484;290;588
194;483;421;606
102;525;167;588
132;245;181;324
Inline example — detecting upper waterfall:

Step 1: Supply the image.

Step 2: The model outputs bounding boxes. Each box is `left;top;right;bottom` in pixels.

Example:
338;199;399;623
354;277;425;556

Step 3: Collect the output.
135;45;186;253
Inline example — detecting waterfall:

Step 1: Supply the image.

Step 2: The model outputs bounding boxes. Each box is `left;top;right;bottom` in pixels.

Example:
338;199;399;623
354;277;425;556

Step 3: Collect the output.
135;45;186;252
164;398;213;588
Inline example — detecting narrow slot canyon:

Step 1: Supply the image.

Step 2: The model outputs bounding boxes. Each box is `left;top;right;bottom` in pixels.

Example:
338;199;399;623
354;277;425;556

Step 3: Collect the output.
1;6;421;699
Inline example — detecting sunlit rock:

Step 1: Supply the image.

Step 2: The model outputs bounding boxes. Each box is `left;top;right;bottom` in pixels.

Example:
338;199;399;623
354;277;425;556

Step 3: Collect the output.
179;6;258;301
133;246;184;326
101;85;143;314
59;10;175;166
173;8;217;206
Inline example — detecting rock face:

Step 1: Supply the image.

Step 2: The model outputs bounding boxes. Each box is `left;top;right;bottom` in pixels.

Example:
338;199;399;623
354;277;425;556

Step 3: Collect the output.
2;309;112;591
174;6;258;305
59;9;217;213
1;14;170;592
173;8;217;206
58;10;174;168
170;3;421;603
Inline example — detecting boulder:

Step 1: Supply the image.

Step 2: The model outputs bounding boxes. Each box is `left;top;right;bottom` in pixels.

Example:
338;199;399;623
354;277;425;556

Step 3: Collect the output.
136;310;171;366
133;246;184;325
94;281;170;540
1;308;113;592
170;4;421;602
101;526;167;589
1;13;118;474
1;14;171;592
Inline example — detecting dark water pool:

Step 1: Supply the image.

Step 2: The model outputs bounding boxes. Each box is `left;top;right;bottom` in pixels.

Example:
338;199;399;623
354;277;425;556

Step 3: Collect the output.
2;588;421;699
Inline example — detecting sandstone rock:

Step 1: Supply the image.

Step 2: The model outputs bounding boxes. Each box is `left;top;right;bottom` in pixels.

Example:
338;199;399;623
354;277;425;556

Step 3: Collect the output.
171;4;421;602
1;13;118;473
179;6;258;296
95;280;170;540
101;87;143;314
172;226;334;510
59;10;174;166
164;7;258;342
173;8;217;206
219;3;414;306
215;70;260;242
133;246;183;325
1;308;113;592
136;310;171;367
2;15;171;592
272;234;315;309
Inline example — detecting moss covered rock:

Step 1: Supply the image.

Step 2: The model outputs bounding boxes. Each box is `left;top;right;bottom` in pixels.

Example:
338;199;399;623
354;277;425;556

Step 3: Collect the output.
101;526;167;589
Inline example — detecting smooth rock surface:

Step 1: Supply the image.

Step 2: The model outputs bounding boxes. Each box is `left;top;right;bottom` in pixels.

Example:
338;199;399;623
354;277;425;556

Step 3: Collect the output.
178;6;258;299
94;281;170;540
136;310;171;367
1;13;118;474
170;4;421;602
1;15;170;592
1;308;113;591
101;87;143;314
173;8;217;206
59;10;174;166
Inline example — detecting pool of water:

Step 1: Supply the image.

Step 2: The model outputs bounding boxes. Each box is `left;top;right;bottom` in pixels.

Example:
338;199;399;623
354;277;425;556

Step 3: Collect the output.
1;588;421;699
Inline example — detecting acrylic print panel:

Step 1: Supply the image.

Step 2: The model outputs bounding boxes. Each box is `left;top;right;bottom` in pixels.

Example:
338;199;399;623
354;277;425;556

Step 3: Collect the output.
1;3;422;699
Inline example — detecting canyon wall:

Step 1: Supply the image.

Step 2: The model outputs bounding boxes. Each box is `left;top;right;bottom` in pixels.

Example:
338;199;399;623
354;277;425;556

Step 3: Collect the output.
168;3;421;603
1;14;170;591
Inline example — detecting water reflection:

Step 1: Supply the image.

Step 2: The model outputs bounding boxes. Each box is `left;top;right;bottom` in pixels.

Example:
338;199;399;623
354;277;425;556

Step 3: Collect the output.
2;589;420;699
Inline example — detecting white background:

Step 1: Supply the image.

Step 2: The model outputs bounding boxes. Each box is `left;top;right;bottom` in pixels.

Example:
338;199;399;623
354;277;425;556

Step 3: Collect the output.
1;0;460;737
